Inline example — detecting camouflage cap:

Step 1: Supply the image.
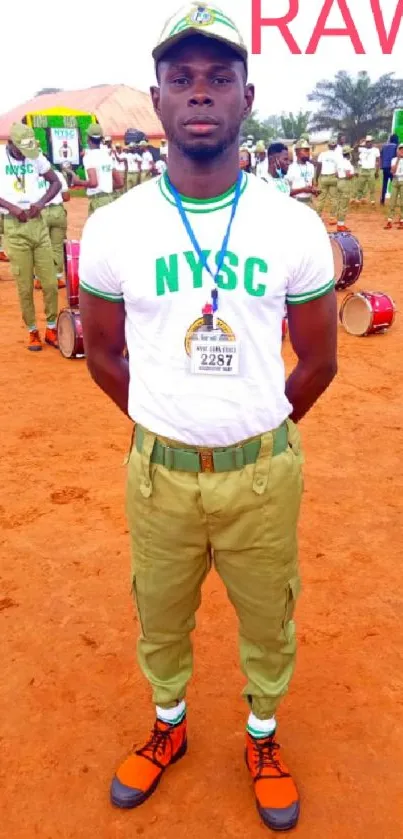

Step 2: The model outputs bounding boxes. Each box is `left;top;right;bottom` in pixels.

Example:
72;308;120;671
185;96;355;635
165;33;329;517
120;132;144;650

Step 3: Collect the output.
87;124;104;139
296;139;310;150
152;4;248;68
9;123;39;160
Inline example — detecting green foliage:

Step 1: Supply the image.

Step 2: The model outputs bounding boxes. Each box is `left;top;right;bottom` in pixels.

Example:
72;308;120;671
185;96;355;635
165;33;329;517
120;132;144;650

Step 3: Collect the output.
308;71;403;145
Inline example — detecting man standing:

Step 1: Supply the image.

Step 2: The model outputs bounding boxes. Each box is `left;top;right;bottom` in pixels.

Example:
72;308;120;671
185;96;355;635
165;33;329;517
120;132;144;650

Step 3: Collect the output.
254;141;267;179
70;124;123;215
126;143;141;190
287;140;318;206
34;166;69;289
112;143;128;197
380;134;399;205
79;4;337;832
266;143;291;194
0;123;61;351
139;140;155;183
355;136;380;205
336;146;355;232
385;142;403;229
315;138;339;222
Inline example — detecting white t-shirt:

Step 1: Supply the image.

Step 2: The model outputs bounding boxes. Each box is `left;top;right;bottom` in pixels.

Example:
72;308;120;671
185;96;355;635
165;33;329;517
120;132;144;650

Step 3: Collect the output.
392;157;403;181
337;159;355;180
335;145;345;160
286;161;315;198
255;159;268;179
82;147;114;196
141;151;154;172
37;170;69;205
113;153;126;173
127;152;141;173
318;150;338;176
358;146;380;170
155;159;167;176
266;174;291;196
79;172;335;447
0;147;50;212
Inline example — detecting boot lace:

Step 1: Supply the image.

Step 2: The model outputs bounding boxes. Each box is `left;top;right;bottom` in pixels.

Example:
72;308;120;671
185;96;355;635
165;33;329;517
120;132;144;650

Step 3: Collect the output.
135;721;174;768
252;735;290;779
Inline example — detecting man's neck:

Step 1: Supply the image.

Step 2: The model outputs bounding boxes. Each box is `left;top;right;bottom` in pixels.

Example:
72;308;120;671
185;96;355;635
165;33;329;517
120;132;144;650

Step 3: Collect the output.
166;144;240;199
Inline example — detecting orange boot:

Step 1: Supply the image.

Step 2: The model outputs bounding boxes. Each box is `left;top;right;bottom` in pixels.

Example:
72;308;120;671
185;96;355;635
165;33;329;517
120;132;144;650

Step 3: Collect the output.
45;326;59;348
110;715;187;809
246;730;300;831
28;330;43;352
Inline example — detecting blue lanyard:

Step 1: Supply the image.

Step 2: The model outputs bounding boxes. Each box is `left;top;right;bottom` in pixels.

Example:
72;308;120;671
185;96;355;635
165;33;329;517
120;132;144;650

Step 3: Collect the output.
167;171;243;312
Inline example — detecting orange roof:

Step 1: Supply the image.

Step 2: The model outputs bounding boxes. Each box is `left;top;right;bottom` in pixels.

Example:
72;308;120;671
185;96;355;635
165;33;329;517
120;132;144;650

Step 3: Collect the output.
0;84;164;141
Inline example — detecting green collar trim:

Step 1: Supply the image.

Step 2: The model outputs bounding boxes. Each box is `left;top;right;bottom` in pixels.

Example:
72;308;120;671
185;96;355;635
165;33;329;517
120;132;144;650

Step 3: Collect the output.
159;170;248;213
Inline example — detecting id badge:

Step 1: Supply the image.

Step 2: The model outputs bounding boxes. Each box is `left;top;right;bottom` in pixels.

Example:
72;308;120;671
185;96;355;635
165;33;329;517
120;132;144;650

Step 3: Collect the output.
190;331;240;376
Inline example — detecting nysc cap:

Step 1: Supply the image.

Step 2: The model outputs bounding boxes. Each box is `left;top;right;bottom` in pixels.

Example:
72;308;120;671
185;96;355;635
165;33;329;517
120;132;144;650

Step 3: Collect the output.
10;123;39;160
152;3;248;68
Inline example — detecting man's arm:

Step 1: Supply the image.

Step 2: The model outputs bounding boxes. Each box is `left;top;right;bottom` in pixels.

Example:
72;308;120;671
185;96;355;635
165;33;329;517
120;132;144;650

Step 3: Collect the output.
0;196;28;221
285;291;338;423
315;161;322;184
79;290;129;416
71;167;98;189
28;168;61;218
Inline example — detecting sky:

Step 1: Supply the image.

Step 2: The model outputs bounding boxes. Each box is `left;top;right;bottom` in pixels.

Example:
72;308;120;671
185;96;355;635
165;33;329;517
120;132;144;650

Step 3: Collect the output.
1;0;403;119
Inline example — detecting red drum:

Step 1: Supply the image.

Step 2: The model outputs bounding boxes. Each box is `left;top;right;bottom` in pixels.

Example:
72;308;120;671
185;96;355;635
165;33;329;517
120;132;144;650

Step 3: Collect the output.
57;309;85;358
64;239;80;308
329;232;363;291
339;291;396;336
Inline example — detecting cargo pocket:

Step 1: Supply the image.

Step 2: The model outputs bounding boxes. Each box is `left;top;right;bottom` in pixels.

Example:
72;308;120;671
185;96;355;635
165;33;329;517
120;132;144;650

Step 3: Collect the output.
286;418;305;465
282;576;301;640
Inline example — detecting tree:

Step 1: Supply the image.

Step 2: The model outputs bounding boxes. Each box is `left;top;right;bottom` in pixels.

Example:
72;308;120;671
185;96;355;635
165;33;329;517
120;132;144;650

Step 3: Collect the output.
308;71;403;145
280;110;311;139
241;111;280;145
34;87;63;96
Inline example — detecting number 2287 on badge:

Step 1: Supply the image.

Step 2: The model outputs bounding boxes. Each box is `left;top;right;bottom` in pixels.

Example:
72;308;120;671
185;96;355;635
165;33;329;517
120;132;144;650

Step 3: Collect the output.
190;332;240;376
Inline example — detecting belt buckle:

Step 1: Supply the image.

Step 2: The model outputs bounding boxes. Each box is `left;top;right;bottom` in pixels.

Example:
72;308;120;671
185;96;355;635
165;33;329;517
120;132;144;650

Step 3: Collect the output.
199;449;215;473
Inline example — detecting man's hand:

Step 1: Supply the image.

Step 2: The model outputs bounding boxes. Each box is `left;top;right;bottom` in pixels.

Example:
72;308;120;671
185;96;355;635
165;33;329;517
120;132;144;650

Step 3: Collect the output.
11;206;28;222
27;202;44;219
375;170;379;179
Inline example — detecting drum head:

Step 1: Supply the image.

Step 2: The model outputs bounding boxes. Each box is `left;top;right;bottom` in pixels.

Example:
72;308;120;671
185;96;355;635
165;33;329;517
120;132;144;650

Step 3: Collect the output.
330;238;344;282
57;310;77;358
340;295;372;336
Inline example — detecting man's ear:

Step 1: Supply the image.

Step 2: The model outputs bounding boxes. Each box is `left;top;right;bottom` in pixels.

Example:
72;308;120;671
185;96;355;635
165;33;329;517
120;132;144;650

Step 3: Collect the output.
244;83;255;119
150;86;161;119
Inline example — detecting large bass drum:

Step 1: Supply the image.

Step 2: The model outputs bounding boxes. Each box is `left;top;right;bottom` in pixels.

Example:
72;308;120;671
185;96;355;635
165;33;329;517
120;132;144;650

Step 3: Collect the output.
329;232;363;291
57;309;84;358
64;239;80;308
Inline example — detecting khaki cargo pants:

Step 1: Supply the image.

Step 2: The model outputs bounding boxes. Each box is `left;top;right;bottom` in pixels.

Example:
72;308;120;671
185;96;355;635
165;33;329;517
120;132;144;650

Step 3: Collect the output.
356;168;376;201
42;204;67;277
317;175;338;217
388;180;403;219
126;420;304;720
88;193;115;216
127;173;140;190
4;214;58;330
337;179;353;223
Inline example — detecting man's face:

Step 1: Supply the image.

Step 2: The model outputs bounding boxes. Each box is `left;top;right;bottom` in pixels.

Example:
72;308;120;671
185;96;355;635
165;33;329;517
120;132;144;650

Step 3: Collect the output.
151;35;254;161
239;149;250;169
297;148;310;164
366;141;373;148
398;148;403;158
339;136;346;146
277;149;289;174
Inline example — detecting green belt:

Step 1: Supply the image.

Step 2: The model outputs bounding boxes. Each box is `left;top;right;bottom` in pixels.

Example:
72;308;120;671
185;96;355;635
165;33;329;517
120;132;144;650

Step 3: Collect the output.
135;423;288;474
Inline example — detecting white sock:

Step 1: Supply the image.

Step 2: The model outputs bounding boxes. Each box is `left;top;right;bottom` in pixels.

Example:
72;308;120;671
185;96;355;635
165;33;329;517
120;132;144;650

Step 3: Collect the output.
29;326;38;332
156;700;186;725
247;712;276;739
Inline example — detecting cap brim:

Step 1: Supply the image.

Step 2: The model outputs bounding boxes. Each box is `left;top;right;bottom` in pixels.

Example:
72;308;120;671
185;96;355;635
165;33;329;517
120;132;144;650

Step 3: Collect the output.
153;28;247;66
17;145;39;160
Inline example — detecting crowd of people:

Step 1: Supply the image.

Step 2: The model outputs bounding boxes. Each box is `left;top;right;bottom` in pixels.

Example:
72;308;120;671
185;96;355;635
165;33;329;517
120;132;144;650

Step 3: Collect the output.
0;117;402;354
0;122;168;351
240;132;403;232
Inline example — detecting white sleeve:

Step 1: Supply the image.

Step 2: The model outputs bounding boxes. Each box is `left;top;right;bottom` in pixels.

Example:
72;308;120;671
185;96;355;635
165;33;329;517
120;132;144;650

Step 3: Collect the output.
83;150;95;171
79;211;123;303
374;148;380;160
286;209;335;305
35;153;51;175
318;152;324;163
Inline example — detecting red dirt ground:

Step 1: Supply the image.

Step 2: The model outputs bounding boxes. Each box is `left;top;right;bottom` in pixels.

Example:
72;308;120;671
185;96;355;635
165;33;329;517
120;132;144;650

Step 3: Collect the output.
0;197;402;839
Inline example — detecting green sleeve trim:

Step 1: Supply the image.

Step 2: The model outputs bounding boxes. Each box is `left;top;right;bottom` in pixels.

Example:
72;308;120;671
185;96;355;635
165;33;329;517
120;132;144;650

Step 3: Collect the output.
286;278;335;305
79;280;124;303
